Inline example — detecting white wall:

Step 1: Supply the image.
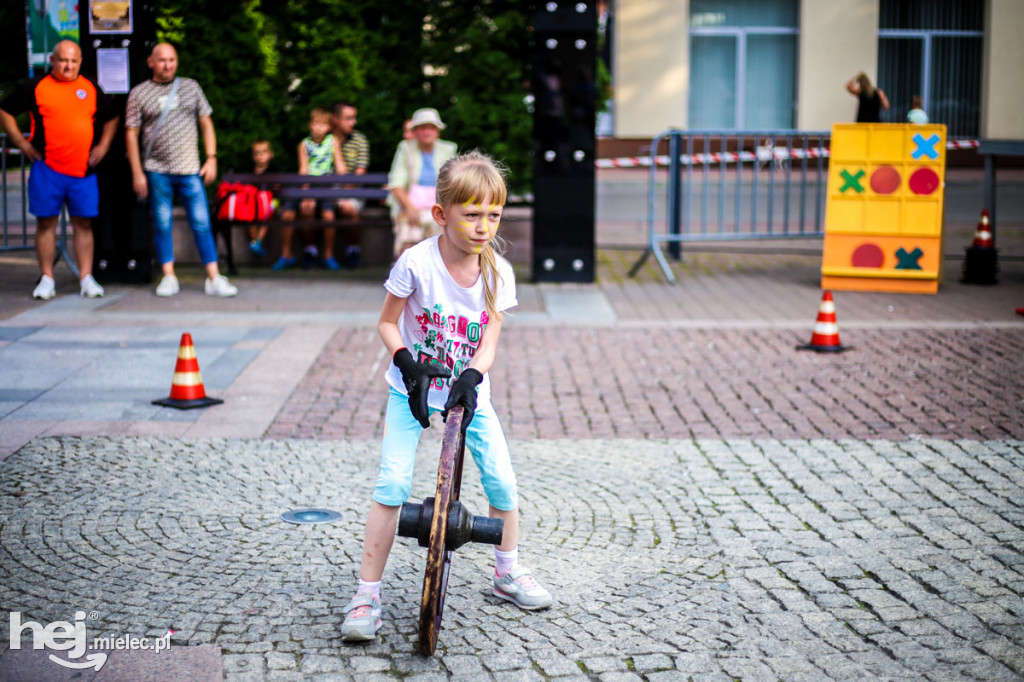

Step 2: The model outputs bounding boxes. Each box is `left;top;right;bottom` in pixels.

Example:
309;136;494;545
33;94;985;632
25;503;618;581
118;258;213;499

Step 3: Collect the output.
982;0;1024;140
797;0;879;130
614;0;690;137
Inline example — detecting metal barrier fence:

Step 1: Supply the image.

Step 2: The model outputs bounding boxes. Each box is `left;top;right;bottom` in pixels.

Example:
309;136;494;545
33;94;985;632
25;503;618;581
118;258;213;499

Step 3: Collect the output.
1;133;33;252
631;129;830;283
2;133;79;275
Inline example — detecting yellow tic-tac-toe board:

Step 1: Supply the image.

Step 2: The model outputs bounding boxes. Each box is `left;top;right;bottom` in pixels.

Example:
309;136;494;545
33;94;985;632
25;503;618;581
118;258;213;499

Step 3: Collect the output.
822;123;947;294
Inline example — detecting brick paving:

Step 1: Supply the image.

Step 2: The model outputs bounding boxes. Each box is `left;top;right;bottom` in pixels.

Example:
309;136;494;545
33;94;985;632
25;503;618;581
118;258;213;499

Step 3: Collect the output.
269;326;1024;443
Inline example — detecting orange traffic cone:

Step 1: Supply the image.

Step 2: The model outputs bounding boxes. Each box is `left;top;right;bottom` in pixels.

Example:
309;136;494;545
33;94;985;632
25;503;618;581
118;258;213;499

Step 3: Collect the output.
971;209;993;248
796;291;851;353
152;333;224;409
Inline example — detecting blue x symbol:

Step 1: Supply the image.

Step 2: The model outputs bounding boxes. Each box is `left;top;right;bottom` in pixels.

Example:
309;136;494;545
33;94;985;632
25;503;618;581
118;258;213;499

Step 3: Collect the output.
912;134;940;160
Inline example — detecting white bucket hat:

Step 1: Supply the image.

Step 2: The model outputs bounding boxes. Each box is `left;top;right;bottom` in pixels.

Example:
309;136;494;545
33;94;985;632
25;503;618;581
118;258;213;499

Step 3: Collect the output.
409;107;446;130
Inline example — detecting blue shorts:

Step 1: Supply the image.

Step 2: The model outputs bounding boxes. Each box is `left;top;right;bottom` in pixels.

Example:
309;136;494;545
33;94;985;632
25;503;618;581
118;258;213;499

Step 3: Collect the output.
374;387;519;511
28;161;99;218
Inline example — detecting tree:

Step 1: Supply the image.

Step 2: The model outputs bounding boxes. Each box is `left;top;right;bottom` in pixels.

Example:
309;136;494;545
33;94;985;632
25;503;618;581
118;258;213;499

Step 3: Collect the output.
151;0;533;189
155;0;282;174
421;1;533;189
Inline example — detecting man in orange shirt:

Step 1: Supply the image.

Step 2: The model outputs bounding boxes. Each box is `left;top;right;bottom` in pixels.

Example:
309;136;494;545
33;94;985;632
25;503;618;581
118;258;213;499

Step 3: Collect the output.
0;40;119;299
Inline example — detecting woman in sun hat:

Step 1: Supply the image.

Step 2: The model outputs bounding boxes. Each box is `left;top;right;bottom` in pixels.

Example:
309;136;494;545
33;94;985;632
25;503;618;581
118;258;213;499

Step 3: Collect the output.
387;107;458;257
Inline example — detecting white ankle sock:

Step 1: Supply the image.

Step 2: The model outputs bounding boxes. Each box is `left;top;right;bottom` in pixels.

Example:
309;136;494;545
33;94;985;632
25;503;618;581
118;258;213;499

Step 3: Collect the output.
357;579;381;600
494;547;519;576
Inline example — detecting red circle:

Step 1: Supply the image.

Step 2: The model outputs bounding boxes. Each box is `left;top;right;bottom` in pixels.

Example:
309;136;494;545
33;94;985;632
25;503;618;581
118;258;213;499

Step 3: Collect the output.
852;243;885;268
870;166;901;194
909;168;940;195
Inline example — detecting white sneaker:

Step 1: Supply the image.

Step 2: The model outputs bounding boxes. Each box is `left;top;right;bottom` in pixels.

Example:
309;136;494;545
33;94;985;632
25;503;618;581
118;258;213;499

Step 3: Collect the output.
492;566;553;610
155;275;180;297
32;275;56;300
79;274;105;298
205;274;238;297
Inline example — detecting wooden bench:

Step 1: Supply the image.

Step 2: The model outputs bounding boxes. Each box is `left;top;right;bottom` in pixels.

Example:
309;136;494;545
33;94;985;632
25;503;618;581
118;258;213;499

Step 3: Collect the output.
213;172;392;274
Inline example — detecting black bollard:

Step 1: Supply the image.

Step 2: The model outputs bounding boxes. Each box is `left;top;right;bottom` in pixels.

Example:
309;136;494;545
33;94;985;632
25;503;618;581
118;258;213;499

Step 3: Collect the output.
962;246;999;285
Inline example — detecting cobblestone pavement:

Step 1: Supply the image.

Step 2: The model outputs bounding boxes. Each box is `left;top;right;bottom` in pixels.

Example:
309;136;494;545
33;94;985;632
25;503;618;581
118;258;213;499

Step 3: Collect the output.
268;327;1024;443
1;170;1022;680
1;436;1022;681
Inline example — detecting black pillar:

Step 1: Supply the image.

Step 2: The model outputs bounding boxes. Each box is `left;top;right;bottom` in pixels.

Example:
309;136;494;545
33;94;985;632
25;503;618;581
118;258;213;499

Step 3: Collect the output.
78;2;157;284
531;2;597;283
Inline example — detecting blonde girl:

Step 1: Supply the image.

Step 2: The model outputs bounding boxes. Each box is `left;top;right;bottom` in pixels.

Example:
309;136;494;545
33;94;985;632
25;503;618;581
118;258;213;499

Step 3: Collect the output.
341;151;552;642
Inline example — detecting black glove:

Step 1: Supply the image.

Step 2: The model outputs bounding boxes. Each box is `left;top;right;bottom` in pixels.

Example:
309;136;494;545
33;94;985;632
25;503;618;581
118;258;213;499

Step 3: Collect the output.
393;348;451;428
442;368;483;434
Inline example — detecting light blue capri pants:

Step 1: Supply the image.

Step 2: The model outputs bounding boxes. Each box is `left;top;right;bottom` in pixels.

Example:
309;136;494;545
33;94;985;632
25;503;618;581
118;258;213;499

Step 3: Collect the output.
374;387;518;511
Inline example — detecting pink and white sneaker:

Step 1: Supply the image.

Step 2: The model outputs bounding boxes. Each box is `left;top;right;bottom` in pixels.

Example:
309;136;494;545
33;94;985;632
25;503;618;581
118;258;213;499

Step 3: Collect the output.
341;592;382;642
493;566;553;610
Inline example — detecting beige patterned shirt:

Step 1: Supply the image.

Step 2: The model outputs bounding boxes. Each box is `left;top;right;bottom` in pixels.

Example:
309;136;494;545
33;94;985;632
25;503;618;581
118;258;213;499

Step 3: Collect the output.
125;77;212;175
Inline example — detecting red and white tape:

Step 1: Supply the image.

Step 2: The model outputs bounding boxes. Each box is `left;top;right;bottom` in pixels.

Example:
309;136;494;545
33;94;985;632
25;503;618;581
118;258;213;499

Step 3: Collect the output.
595;139;979;169
3;138;980;165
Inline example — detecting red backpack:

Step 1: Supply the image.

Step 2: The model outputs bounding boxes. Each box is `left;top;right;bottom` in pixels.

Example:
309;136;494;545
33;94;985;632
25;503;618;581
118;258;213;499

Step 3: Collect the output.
215;183;274;221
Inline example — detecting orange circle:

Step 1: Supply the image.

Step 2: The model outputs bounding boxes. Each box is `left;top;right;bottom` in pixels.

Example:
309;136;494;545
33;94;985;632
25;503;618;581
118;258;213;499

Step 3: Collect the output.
870;166;901;195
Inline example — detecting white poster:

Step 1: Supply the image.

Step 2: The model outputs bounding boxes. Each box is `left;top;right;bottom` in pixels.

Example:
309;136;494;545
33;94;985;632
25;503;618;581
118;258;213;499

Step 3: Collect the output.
96;48;130;94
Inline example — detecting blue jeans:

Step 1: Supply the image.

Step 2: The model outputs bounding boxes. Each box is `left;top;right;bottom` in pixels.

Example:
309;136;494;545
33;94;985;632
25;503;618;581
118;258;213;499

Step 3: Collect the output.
147;172;218;266
374;388;518;510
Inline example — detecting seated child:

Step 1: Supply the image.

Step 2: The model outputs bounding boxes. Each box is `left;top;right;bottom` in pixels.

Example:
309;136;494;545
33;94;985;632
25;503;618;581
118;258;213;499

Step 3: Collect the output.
272;107;346;270
247;139;275;258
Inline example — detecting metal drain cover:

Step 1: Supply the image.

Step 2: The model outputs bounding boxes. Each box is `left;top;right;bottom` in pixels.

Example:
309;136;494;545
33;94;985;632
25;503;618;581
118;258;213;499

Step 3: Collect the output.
281;508;342;525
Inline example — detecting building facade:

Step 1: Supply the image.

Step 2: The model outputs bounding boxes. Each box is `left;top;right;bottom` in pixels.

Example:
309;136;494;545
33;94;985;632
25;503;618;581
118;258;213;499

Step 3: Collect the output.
612;0;1023;141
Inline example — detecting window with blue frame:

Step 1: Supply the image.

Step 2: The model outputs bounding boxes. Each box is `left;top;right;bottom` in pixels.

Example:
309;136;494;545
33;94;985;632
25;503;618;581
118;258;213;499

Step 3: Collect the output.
688;0;798;131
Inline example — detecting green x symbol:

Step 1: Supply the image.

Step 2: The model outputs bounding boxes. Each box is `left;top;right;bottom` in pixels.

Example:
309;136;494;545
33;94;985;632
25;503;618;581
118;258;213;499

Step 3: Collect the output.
895;247;923;269
840;169;865;193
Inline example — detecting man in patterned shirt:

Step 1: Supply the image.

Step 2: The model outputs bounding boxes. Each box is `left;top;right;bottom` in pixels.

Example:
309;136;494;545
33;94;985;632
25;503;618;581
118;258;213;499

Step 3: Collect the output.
331;100;371;268
0;40;118;300
125;42;237;297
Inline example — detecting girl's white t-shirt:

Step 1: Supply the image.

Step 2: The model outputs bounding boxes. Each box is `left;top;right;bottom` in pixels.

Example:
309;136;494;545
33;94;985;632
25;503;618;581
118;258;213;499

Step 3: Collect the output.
384;235;517;410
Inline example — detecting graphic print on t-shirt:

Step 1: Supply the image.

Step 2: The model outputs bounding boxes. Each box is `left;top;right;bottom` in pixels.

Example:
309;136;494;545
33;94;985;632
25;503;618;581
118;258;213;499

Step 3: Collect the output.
411;303;490;389
156;93;180;112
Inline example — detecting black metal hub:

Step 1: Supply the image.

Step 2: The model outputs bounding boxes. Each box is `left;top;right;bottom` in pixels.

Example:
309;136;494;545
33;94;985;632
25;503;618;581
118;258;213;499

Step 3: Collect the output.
398;498;504;550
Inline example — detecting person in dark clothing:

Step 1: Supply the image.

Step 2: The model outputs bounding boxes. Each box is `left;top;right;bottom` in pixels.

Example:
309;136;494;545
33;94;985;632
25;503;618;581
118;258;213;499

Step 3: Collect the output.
246;139;275;257
846;72;890;123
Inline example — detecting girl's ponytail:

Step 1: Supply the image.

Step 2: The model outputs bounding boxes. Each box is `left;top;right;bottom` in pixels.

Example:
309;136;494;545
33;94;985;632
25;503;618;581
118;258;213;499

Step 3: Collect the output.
480;238;504;321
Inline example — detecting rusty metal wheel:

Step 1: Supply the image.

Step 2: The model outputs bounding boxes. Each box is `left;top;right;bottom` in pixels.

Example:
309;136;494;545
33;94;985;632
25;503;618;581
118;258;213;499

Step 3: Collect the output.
416;406;467;655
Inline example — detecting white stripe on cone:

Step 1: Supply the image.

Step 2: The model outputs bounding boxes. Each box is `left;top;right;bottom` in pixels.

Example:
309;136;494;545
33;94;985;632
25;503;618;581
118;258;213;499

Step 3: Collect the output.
171;372;204;387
